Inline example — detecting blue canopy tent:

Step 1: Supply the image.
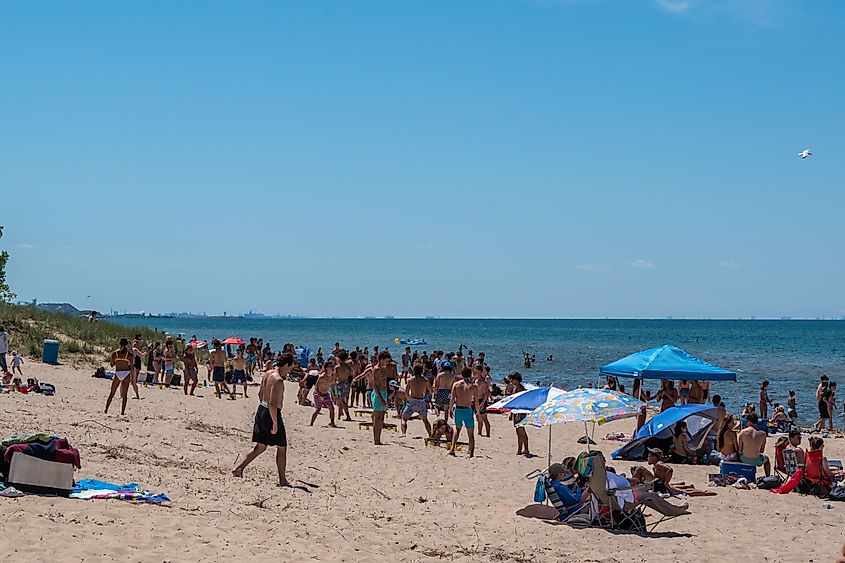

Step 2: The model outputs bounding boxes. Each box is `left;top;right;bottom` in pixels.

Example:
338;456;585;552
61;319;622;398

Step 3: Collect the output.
599;345;736;382
611;404;719;460
600;344;738;410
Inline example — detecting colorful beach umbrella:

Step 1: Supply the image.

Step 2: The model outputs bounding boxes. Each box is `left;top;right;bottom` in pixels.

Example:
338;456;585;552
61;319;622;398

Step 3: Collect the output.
487;386;567;414
221;337;245;345
518;388;642;429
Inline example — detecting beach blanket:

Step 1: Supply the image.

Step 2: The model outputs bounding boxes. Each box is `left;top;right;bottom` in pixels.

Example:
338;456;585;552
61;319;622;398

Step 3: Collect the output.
1;433;57;447
2;437;81;468
70;479;171;505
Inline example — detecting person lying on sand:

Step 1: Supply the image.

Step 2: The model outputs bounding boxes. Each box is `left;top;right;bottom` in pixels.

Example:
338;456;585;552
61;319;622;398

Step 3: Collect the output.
631;448;716;497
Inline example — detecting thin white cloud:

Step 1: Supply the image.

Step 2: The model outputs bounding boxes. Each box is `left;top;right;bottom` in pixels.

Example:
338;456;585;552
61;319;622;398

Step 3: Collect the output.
656;0;697;13
718;261;741;269
16;243;34;249
416;243;435;251
630;259;655;269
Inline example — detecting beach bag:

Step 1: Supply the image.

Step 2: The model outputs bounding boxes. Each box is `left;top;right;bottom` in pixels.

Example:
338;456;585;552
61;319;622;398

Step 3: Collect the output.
828;486;845;501
756;475;782;490
534;475;547;503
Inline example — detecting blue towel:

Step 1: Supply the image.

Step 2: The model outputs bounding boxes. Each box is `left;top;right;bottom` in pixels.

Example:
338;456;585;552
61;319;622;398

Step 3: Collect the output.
72;479;139;494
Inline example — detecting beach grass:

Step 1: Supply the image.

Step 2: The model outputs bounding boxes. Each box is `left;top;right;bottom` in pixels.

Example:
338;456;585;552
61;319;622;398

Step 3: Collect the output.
0;302;160;363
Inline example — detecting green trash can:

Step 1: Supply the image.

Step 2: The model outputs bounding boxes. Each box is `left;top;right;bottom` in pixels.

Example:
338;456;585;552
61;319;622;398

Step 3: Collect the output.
42;339;60;364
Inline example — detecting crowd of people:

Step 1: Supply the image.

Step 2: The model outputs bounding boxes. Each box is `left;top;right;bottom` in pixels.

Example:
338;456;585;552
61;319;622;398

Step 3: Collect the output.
92;333;845;494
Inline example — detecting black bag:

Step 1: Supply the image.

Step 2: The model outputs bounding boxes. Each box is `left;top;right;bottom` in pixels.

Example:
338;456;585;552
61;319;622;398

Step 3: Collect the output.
756;475;783;490
828;486;845;501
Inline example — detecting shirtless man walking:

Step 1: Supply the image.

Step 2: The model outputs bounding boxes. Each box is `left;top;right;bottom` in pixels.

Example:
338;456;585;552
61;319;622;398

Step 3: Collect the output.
737;413;771;476
210;339;230;399
402;365;433;436
334;350;353;421
354;351;393;445
474;364;492;438
433;361;456;419
233;352;295;486
448;368;479;457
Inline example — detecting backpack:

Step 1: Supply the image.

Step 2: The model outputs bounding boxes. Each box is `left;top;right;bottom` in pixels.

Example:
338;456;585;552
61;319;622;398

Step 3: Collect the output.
828;486;845;501
756;475;783;490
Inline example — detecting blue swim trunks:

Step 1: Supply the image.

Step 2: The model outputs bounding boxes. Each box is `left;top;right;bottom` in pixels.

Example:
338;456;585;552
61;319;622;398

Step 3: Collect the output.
371;390;389;412
454;406;475;430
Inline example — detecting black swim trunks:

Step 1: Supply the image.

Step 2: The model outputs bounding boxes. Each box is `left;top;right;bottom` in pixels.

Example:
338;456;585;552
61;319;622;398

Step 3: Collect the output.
212;366;225;382
305;374;318;389
252;404;287;447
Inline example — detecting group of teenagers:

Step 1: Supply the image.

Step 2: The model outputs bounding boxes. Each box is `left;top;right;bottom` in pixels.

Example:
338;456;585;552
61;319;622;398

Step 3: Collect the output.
293;344;539;458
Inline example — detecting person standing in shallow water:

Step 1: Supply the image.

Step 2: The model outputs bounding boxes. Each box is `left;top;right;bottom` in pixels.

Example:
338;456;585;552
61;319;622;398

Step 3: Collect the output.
233;352;295;486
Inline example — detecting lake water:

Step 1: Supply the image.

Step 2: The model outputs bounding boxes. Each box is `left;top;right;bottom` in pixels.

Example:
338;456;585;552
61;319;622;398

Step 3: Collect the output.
110;317;845;426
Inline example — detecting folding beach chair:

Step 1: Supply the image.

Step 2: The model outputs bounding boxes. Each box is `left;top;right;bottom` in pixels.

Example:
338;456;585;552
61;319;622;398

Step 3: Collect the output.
542;475;593;526
587;452;690;533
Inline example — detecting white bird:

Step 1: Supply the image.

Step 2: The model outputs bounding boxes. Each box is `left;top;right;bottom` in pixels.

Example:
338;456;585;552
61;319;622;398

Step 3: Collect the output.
798;149;812;159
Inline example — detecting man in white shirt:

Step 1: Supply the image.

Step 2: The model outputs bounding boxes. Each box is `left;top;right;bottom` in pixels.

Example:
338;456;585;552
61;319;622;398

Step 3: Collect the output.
0;326;9;374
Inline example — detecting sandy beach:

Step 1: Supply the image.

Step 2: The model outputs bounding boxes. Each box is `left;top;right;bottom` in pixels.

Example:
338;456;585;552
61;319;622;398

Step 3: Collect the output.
1;361;842;563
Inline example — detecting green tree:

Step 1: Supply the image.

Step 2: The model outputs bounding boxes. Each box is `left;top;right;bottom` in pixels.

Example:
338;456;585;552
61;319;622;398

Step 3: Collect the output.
0;226;15;302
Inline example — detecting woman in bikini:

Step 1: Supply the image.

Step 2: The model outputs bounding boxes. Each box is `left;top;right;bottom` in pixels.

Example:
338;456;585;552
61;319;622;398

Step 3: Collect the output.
717;414;739;461
129;335;143;400
105;337;133;415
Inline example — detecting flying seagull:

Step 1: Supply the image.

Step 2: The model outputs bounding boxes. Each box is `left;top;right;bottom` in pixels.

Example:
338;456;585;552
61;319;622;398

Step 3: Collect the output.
798;149;812;159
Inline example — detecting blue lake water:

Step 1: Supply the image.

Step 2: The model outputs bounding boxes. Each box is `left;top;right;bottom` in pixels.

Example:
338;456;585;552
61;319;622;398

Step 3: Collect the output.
110;318;845;426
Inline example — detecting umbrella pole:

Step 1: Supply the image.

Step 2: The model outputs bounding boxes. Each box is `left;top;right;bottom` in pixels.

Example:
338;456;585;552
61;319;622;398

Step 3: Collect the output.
583;421;590;453
546;426;552;506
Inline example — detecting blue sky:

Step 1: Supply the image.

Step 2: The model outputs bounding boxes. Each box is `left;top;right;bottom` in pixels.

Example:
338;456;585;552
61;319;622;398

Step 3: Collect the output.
2;0;843;318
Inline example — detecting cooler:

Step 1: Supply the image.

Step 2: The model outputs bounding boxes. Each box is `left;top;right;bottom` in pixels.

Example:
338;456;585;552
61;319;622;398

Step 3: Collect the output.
720;460;756;481
42;339;60;364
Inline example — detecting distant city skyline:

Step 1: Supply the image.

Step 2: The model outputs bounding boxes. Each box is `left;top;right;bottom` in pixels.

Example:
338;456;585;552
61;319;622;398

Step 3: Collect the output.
3;1;844;319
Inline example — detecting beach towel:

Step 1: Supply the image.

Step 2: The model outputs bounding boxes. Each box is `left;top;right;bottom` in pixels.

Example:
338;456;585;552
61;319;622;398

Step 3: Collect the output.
1;433;57;447
70;479;171;505
771;468;804;494
2;437;81;468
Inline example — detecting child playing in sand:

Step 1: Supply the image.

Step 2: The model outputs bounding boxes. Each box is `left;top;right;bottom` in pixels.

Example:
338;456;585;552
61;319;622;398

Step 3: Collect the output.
310;359;337;427
10;351;23;376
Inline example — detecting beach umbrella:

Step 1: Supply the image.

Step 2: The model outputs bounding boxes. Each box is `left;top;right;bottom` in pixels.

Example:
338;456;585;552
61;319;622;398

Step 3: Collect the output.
520;388;642;428
487;386;567;414
519;388;642;463
188;340;207;349
221;337;245;345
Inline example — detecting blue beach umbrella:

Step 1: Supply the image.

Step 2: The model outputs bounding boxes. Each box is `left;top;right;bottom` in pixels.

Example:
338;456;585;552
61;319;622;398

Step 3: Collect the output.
487;386;567;414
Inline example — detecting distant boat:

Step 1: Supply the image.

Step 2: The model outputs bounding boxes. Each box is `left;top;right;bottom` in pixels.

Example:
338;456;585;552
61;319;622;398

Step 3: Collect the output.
399;338;427;346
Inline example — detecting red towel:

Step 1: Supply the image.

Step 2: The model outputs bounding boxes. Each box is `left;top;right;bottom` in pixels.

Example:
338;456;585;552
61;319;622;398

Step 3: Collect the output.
771;468;804;494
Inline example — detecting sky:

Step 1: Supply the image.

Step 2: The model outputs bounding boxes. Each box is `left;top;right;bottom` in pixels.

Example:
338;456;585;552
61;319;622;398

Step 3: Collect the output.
2;0;844;319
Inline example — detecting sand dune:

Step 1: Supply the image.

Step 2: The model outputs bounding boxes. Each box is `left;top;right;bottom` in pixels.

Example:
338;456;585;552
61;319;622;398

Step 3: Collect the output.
0;362;842;562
